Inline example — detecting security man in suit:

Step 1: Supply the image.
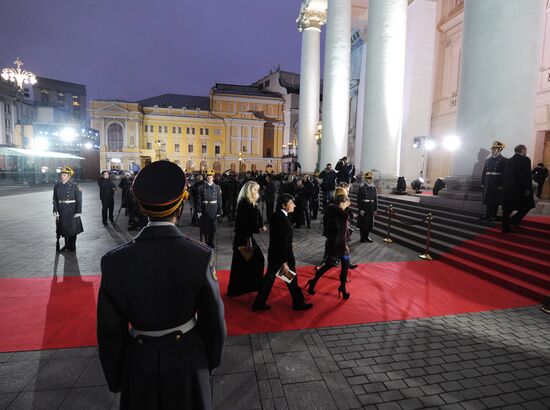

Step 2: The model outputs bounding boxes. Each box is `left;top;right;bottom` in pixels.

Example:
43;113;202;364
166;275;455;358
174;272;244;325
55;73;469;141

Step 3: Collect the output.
198;170;223;247
98;170;116;225
481;141;507;221
252;194;313;311
53;166;83;251
357;171;378;243
97;160;226;410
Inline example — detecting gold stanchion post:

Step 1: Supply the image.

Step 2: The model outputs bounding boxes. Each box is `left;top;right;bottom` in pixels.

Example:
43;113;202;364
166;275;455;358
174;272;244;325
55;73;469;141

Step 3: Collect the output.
383;204;394;243
419;212;433;260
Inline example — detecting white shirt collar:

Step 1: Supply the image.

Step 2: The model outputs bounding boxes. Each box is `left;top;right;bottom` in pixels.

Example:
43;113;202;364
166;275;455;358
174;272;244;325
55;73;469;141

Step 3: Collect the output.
281;209;288;217
146;221;175;227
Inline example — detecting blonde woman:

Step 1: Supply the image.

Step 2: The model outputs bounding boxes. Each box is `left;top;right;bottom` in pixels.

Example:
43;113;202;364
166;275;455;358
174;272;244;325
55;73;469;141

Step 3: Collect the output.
227;181;267;297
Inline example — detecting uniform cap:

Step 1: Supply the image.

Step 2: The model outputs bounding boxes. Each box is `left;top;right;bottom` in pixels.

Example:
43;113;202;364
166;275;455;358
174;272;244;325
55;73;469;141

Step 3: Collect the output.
61;166;74;176
132;161;186;218
491;141;505;150
364;171;373;179
206;169;215;176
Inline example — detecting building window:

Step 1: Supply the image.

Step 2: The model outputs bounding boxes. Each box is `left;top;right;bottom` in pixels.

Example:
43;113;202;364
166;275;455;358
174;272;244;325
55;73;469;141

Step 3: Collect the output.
129;136;135;147
242;145;247;153
188;144;194;153
164;126;168;133
72;95;80;107
57;92;65;103
175;143;180;152
192;127;196;135
205;128;209;135
215;145;221;156
200;128;203;135
159;125;162;133
40;89;49;104
107;123;124;152
178;127;182;134
147;142;152;149
172;126;176;133
201;144;207;154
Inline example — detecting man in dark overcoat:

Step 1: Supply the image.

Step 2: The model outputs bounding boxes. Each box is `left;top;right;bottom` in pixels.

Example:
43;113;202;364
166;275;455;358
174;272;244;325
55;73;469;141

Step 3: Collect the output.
481;141;507;221
532;162;549;198
98;170;116;225
198;170;223;247
53;166;83;251
263;173;276;222
319;163;337;210
357;171;378;242
335;156;356;184
97;160;226;410
252;194;313;311
501;144;536;233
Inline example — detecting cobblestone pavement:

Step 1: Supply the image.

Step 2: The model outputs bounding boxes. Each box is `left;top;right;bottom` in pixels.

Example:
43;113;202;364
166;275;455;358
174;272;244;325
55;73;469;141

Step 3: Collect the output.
0;183;548;409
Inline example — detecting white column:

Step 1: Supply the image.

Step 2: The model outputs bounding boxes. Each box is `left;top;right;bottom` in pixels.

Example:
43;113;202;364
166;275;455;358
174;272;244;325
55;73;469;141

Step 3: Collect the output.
453;0;545;176
400;0;437;182
353;35;368;168
320;0;352;168
360;0;408;176
297;8;326;172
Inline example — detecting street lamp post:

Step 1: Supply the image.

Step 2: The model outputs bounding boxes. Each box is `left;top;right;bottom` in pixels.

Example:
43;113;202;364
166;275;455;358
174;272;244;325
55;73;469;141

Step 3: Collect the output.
314;123;322;173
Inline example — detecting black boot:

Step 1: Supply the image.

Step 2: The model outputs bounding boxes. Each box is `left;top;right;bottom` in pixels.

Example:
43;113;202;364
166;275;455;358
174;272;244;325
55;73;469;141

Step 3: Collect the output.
338;283;350;300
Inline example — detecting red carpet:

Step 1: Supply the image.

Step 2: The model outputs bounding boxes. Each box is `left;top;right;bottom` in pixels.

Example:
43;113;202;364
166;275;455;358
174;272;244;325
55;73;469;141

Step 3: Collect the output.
0;261;537;353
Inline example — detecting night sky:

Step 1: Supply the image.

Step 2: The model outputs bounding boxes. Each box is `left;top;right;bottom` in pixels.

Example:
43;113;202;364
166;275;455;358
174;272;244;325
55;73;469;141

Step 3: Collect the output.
1;0;308;101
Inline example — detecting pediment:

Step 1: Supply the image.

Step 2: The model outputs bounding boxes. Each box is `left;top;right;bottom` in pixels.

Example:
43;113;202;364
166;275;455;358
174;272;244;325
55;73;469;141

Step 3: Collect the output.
96;103;131;113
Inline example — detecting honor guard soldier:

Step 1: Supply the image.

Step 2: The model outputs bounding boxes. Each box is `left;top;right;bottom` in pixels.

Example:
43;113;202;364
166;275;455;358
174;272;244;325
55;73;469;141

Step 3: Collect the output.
481;141;507;221
53;166;83;251
198;170;223;247
97;161;226;410
357;171;378;243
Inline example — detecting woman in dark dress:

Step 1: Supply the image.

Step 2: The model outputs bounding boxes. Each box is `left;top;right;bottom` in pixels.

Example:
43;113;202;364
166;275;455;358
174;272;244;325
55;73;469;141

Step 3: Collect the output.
227;181;267;296
305;194;352;299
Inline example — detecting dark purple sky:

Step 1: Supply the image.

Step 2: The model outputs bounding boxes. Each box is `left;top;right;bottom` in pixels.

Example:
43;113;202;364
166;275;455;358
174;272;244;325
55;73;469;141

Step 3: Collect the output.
1;0;306;101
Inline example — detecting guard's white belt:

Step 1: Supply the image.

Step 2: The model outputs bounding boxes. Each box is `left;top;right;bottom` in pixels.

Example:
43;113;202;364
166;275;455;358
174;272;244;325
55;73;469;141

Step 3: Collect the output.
203;201;217;204
58;200;76;204
486;172;501;175
130;315;197;338
363;199;374;202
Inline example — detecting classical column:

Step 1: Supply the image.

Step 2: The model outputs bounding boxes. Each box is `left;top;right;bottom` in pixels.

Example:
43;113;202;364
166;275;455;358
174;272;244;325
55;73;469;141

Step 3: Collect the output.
360;0;408;177
320;0;352;169
297;8;326;173
452;0;544;177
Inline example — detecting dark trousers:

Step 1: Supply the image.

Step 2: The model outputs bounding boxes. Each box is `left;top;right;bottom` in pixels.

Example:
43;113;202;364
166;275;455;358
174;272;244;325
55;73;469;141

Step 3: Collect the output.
311;256;349;289
502;206;530;231
485;203;499;219
64;235;77;250
322;190;334;210
204;232;216;248
102;200;114;222
310;200;319;220
253;263;305;308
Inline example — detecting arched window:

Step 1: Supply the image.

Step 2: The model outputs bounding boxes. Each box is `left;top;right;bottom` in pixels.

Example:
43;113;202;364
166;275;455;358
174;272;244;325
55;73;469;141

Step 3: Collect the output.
107;123;123;152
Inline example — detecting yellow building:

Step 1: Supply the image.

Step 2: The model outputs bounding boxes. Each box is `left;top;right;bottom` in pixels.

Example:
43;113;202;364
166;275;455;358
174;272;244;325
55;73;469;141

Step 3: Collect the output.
89;85;285;174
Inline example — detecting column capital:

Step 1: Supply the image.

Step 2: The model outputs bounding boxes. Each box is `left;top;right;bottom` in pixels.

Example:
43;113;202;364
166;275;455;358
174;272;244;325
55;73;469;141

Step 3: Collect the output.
296;8;327;32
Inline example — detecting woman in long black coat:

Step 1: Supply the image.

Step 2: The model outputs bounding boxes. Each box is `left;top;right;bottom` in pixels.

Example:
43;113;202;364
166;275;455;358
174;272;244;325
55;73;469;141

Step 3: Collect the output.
227;181;267;296
305;193;352;299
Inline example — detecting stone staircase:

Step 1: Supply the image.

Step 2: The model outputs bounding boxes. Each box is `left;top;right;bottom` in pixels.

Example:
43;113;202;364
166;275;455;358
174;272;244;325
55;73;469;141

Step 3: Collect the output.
348;193;550;302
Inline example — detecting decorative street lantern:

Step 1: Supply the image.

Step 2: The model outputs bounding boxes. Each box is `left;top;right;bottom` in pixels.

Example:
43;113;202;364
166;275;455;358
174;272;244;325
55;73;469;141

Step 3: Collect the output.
1;57;37;90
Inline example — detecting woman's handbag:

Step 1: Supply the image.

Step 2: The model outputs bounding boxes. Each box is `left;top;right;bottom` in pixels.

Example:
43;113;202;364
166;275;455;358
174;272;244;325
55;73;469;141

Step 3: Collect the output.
238;237;256;262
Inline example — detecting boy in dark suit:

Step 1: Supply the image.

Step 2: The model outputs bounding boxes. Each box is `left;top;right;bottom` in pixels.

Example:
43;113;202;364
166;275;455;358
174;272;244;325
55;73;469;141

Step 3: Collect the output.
252;194;313;311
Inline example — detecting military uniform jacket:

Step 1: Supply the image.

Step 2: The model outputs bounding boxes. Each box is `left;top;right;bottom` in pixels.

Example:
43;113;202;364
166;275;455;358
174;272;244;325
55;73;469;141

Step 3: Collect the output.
97;224;226;410
356;183;377;229
198;183;223;234
53;180;83;237
481;154;506;205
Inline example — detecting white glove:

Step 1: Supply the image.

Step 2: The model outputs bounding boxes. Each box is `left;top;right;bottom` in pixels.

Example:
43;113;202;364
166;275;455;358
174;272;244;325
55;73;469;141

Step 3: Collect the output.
359;210;365;216
53;212;59;218
74;213;81;218
197;213;202;218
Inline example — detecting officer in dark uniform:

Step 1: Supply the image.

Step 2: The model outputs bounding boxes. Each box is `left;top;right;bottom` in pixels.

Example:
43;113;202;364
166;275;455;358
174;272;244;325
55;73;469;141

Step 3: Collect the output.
198;170;223;247
190;174;204;226
97;160;226;410
357;171;378;242
53;166;83;251
481;141;507;221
